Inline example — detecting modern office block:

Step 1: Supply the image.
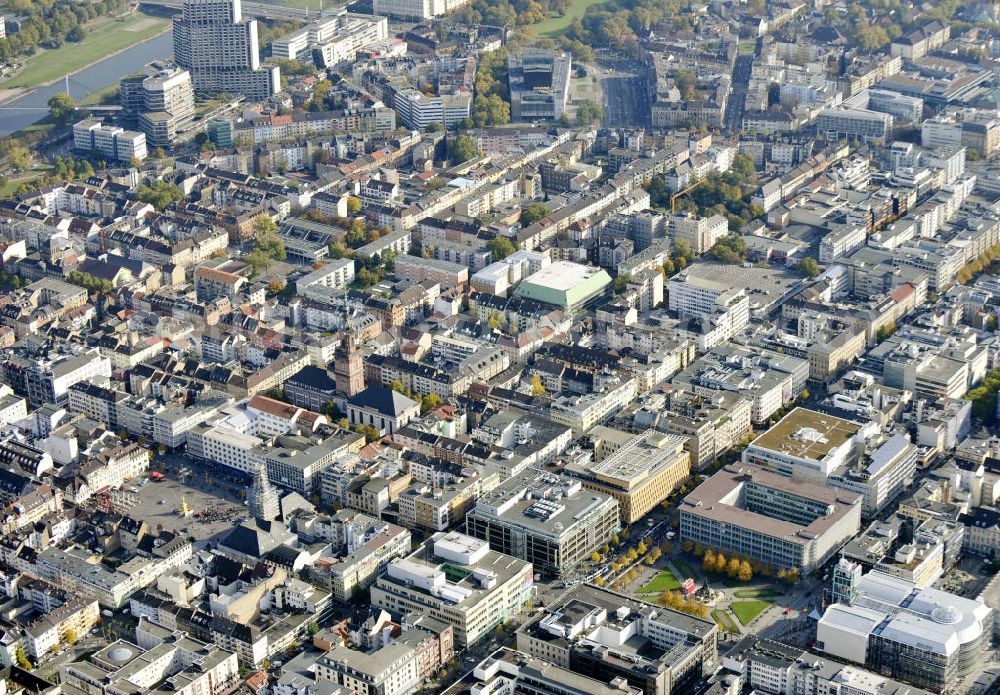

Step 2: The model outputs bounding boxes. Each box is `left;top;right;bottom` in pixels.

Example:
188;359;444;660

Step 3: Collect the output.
679;465;862;573
134;67;195;147
564;430;690;524
465;471;620;575
508;49;572;122
207;118;234;148
817;107;893;144
516;583;719;695
392;89;471;130
371;531;532;646
372;0;469;20
817;569;991;691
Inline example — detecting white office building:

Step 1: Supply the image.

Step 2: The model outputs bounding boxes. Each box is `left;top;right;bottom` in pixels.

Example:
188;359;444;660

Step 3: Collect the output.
272;12;388;67
817;108;893;144
372;0;470;19
392;89;471;129
817;570;991;692
73;119;148;163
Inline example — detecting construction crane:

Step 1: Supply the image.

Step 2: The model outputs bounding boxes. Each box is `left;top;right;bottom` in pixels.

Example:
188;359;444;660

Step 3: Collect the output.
670;178;707;214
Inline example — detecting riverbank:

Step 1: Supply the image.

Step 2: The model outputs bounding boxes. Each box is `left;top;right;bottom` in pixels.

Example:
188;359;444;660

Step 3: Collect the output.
0;88;28;106
0;11;170;92
0;31;174;137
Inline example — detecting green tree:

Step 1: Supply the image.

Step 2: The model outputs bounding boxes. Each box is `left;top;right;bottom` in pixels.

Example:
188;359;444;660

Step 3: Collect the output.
347;220;367;247
355;267;381;287
965;365;1000;422
6;144;30;171
135;180;184;211
876;321;896;343
613;274;631;294
726;556;741;578
575;101;603;126
519;203;550;225
673;69;696;100
421;392;441;413
254;217;286;261
14;645;32;670
382;248;397;272
450;134;478;164
709;235;747;264
796;257;821;278
673;238;695;262
472;93;510;127
47;91;76;125
328;241;350;259
731;152;757;181
486;236;516;261
245;250;273;276
855;24;889;52
703;548;716;572
346;196;362;214
255;215;278;236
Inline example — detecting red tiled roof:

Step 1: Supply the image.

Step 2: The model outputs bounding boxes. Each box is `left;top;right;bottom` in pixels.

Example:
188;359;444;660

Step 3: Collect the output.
890;283;914;302
247;394;302;420
245;671;268;692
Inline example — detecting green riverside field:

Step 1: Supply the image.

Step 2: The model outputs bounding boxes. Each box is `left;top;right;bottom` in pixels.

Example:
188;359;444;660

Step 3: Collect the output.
2;13;169;89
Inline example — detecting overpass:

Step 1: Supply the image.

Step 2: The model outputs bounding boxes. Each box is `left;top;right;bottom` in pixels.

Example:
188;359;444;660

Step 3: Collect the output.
138;0;339;21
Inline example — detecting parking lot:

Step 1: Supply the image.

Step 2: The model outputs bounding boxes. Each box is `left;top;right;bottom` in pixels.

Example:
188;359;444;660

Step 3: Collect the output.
126;455;249;547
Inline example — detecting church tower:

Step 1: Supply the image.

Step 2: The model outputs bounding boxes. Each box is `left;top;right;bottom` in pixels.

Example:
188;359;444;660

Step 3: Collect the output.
248;462;280;521
334;334;364;398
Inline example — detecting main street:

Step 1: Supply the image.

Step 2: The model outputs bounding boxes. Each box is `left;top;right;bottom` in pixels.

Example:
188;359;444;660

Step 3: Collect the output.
723;53;754;133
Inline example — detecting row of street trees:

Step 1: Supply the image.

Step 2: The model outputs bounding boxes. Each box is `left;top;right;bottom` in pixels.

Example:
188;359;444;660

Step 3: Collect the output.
683;539;801;585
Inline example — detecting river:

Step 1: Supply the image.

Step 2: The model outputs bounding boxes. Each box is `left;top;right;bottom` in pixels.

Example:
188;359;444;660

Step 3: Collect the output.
0;30;173;138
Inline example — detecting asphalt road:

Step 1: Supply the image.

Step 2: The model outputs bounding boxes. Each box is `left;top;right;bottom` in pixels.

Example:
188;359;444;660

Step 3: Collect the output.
589;58;652;128
603;76;652;128
724;54;754;133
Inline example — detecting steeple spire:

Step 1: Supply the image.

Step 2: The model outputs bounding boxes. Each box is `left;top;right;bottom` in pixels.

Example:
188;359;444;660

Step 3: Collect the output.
248;462;280;521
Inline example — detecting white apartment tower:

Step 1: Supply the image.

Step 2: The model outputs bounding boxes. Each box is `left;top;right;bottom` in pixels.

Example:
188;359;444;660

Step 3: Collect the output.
172;0;280;101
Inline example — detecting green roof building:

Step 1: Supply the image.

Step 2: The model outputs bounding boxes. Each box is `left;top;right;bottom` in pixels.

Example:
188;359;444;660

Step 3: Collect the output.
513;260;612;311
